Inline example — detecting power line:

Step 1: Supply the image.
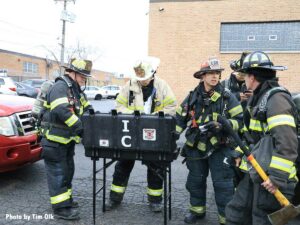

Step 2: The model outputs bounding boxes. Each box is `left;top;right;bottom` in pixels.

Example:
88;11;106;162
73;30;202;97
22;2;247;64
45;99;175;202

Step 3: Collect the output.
0;19;57;37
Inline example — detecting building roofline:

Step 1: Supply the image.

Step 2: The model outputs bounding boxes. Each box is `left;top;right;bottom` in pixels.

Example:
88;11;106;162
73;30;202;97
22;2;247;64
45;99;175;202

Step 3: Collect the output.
221;20;300;24
0;48;112;74
150;0;222;2
0;48;52;61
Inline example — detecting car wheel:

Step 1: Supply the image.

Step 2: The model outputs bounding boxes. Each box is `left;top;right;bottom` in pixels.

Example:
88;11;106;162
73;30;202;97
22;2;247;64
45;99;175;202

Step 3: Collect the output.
95;94;102;100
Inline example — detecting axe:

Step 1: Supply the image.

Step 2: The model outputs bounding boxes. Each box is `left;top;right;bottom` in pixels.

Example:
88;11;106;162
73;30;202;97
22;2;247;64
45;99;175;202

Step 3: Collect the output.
217;115;300;225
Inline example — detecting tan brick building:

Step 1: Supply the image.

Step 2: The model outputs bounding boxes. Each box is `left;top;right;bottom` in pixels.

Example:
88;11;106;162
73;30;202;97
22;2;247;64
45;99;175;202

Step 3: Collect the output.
0;49;125;86
149;0;300;102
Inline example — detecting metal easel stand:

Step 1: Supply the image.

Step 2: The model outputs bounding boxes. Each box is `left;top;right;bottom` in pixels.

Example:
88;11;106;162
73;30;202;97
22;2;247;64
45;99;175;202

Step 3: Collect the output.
91;154;172;225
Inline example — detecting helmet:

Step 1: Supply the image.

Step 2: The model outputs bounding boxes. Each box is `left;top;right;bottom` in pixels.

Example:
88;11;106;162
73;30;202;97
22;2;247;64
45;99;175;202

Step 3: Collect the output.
239;51;287;73
64;58;93;77
193;57;224;79
132;56;160;81
230;51;250;71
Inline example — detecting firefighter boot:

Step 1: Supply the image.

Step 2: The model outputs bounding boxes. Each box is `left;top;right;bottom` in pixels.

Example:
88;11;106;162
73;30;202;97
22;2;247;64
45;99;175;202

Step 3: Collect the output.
105;199;121;211
53;207;80;220
149;202;162;212
184;212;206;224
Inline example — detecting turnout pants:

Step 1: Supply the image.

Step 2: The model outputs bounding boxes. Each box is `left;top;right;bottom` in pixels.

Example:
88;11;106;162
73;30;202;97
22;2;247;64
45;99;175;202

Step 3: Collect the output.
41;138;75;209
225;174;296;225
185;147;235;220
110;160;164;203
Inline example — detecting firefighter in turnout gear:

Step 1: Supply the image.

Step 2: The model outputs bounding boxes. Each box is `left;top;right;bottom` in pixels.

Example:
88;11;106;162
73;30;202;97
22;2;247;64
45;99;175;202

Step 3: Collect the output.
225;51;298;225
41;58;93;220
221;51;252;110
106;56;177;212
176;57;243;224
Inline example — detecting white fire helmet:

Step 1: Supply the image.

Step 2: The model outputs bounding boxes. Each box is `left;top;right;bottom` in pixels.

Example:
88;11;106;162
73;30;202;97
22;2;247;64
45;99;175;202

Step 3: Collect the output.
132;56;160;81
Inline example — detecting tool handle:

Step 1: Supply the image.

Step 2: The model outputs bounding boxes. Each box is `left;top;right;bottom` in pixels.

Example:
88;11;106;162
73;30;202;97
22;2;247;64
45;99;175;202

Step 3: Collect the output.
247;154;290;207
217;115;291;207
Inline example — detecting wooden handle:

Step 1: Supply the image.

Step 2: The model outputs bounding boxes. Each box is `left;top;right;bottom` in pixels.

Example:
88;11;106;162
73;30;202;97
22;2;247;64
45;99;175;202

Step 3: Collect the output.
247;154;290;207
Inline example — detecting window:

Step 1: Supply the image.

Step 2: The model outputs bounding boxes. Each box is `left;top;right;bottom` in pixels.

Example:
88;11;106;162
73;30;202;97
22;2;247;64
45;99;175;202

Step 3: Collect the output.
269;35;278;41
220;21;300;52
23;62;38;73
247;35;255;41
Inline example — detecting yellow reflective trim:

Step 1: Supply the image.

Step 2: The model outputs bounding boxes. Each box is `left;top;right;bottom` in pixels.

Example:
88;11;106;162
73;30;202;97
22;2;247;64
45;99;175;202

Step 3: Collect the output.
212;112;218;121
45;130;80;144
211;91;221;102
235;146;244;154
210;136;218;145
154;105;164;112
176;125;183;133
67;188;72;196
116;98;127;106
269;156;294;173
229;119;239;131
80;96;90;108
249;119;268;132
116;95;128;104
228;105;243;117
50;97;69;110
163;96;175;105
176;106;183;115
289;166;297;179
197;142;206;151
242;125;248;132
65;114;79;127
186;141;194;147
267;114;296;130
147;188;163;196
50;191;70;204
79;106;83;115
111;184;126;193
218;214;226;224
190;206;206;214
43;101;50;109
128;105;144;111
239;159;248;171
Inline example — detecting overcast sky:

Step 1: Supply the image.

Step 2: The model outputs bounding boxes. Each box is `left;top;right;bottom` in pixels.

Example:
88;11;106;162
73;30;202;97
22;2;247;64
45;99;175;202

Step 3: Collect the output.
0;0;149;75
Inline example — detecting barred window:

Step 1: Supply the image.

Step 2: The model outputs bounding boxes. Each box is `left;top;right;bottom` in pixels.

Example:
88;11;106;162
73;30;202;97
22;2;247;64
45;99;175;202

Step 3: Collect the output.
23;62;38;73
220;21;300;52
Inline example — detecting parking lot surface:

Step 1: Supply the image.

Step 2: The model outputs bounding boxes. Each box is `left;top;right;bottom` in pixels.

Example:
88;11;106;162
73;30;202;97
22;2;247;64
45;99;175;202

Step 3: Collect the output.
0;100;299;225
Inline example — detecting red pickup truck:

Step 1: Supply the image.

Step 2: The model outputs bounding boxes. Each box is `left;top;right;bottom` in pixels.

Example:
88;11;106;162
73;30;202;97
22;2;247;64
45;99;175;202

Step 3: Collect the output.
0;94;42;172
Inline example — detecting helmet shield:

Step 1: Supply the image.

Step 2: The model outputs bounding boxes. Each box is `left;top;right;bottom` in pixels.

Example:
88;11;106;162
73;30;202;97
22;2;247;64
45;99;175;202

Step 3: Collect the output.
132;56;160;81
193;57;224;79
64;58;93;77
239;51;287;73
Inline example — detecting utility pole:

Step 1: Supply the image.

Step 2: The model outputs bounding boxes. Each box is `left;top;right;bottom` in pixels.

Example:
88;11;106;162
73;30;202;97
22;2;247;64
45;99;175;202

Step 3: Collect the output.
54;0;76;75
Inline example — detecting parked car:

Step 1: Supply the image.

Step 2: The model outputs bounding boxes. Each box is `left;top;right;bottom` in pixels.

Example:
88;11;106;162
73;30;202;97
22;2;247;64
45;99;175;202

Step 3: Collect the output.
0;94;42;172
16;82;39;98
100;85;121;99
21;79;47;89
83;86;103;100
0;76;17;95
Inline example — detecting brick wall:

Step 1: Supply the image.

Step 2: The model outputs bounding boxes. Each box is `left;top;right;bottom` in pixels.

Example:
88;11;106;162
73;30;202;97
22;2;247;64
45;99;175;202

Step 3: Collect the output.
0;49;125;86
149;0;300;102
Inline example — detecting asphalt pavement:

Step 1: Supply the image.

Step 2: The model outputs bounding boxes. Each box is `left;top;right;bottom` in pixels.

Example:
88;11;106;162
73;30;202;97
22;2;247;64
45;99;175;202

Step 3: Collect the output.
0;99;299;225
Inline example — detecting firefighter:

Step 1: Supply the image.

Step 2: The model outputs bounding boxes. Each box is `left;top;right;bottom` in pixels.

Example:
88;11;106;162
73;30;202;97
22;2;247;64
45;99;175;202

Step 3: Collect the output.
225;51;298;225
222;52;253;187
41;58;93;220
106;56;177;212
176;57;243;224
221;51;251;110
